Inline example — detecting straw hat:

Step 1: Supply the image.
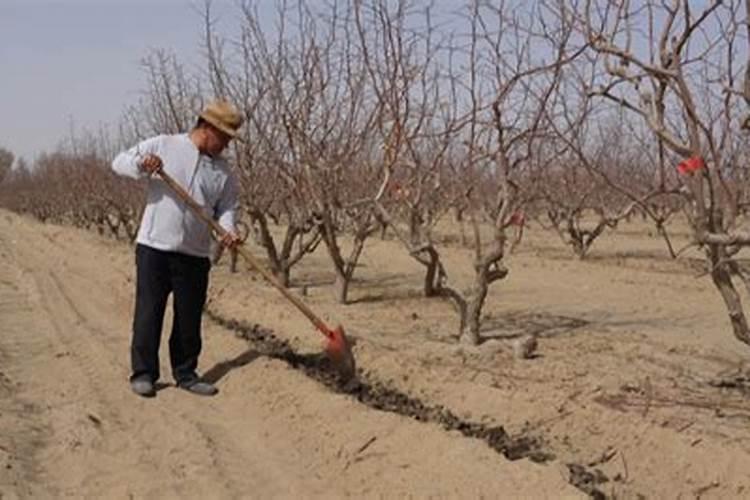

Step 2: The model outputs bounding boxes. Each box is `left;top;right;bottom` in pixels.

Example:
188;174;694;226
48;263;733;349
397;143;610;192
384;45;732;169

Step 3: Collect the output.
198;100;244;140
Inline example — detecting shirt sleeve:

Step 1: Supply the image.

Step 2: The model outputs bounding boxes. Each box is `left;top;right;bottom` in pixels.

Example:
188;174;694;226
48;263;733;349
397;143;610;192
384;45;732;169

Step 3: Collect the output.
215;170;240;234
112;135;163;179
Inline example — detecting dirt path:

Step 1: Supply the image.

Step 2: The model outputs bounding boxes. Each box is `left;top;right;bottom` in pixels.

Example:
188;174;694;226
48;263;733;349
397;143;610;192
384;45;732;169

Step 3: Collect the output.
0;210;579;498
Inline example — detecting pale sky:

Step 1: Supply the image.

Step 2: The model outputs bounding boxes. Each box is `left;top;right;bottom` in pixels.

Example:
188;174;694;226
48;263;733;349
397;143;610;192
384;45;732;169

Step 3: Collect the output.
0;0;245;162
5;0;690;165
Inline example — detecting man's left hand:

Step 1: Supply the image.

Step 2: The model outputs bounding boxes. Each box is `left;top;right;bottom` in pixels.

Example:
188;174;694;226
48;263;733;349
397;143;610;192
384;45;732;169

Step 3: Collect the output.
220;231;241;249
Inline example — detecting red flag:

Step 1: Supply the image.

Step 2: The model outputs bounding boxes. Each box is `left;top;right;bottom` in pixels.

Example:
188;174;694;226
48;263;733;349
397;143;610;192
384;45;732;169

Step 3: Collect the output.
509;211;525;227
677;156;705;175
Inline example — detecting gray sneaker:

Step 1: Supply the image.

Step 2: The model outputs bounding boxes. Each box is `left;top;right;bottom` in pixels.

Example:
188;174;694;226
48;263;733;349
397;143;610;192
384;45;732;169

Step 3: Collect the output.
130;378;156;398
179;380;218;396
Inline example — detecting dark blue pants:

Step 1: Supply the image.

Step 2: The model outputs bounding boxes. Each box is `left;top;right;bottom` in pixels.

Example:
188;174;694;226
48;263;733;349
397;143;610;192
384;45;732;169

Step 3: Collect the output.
131;244;210;384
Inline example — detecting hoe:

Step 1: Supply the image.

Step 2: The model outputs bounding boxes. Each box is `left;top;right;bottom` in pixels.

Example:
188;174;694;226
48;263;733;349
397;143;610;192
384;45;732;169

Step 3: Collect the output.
156;168;356;381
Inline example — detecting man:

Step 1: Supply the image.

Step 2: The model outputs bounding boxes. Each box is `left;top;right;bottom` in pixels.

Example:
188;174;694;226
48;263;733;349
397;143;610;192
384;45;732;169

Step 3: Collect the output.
112;100;243;398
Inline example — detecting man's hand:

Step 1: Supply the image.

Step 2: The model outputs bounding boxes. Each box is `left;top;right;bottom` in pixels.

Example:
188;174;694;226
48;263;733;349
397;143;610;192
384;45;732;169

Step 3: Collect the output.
139;154;163;174
220;231;241;249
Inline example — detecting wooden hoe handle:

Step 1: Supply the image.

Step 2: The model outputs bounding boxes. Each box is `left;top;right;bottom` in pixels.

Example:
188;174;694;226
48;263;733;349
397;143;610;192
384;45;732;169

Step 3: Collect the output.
156;169;333;338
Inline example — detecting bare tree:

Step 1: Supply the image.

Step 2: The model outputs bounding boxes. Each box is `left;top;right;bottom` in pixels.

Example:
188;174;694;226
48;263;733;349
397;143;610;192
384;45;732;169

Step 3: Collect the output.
353;0;462;300
576;0;750;344
541;85;676;258
451;0;586;344
361;0;585;344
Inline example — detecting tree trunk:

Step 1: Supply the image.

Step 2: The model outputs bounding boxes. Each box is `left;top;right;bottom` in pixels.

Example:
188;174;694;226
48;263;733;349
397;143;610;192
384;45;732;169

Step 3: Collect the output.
229;248;239;273
657;221;677;259
421;247;443;297
248;211;301;288
274;266;291;288
423;257;440;297
334;272;350;305
454;207;469;247
459;267;491;345
460;307;481;345
710;246;750;344
572;238;587;260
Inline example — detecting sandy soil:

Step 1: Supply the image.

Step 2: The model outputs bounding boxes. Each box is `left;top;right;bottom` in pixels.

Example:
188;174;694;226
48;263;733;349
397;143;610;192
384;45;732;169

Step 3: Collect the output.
2;207;750;498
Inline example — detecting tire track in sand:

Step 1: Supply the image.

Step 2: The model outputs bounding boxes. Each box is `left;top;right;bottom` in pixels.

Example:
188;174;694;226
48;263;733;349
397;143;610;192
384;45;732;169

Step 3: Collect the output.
0;216;310;498
0;248;55;498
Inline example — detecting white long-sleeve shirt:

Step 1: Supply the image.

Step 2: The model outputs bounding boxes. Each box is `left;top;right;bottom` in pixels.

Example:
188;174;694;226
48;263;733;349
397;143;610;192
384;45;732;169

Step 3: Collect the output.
112;133;239;258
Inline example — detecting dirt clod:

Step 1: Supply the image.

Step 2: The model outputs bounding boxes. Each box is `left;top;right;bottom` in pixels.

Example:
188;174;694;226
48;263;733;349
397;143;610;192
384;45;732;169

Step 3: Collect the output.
567;463;609;499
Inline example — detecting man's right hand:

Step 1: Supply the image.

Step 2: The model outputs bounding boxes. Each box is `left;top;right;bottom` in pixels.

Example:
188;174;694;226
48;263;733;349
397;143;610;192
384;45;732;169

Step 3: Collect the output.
139;154;163;174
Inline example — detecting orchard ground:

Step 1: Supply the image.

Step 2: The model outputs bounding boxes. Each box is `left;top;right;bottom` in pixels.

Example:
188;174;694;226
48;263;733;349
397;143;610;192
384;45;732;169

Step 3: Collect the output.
1;208;749;498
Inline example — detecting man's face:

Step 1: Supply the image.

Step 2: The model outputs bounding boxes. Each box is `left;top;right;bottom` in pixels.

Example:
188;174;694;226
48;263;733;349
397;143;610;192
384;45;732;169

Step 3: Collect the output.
205;125;232;156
